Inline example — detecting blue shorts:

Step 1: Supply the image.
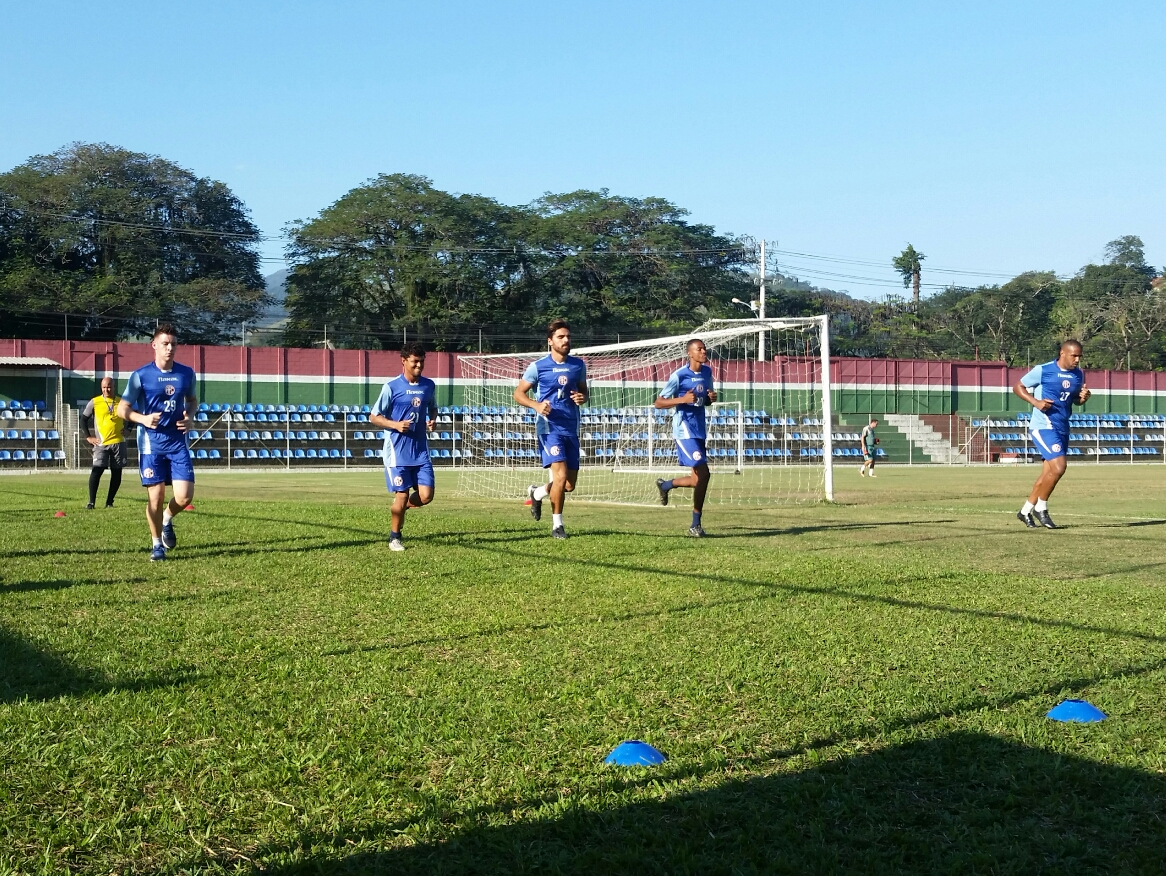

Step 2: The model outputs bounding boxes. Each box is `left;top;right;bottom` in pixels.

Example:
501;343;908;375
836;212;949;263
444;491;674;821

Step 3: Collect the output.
539;434;580;470
676;437;709;468
385;461;436;493
1030;429;1068;461
139;447;195;486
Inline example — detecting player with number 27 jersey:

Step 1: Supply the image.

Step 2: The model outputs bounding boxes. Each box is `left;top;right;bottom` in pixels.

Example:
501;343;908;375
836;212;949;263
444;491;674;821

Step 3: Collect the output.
1021;359;1084;460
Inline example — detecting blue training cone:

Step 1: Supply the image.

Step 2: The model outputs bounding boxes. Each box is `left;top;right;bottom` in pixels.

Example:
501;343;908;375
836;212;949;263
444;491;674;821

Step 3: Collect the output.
605;740;667;766
1046;699;1107;723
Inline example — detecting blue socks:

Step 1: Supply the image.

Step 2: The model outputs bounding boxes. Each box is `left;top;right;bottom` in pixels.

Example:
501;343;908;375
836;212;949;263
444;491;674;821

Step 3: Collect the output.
390;530;402;540
692;511;702;528
661;479;674;491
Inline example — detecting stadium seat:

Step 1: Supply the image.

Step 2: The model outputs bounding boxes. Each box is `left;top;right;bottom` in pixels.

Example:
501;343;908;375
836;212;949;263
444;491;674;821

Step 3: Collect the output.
10;451;23;460
208;449;221;459
20;430;32;440
293;449;305;458
272;448;283;458
343;449;353;458
364;448;375;458
39;450;52;460
258;449;270;459
0;451;9;460
195;448;208;459
233;449;245;458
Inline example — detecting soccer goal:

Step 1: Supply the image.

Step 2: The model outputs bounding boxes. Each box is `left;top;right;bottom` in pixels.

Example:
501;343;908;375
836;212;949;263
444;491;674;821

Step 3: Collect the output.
454;316;835;505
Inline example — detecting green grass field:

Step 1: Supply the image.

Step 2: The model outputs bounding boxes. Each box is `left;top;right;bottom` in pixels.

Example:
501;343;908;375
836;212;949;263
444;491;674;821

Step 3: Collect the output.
3;464;1166;874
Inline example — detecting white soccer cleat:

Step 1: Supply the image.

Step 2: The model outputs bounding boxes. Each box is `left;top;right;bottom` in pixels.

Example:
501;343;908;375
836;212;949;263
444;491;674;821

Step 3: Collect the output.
389;538;406;552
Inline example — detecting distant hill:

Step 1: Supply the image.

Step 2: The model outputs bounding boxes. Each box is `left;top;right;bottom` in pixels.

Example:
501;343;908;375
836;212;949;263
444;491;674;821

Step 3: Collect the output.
251;269;289;340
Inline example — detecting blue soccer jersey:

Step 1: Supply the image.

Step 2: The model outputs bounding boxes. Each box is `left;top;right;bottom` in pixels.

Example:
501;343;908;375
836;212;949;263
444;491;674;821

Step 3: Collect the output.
660;364;714;440
522;354;587;438
122;361;197;454
372;374;438;467
1021;360;1085;434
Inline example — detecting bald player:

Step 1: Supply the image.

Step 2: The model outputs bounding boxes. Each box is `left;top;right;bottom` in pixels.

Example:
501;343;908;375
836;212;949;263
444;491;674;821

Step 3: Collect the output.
81;377;126;508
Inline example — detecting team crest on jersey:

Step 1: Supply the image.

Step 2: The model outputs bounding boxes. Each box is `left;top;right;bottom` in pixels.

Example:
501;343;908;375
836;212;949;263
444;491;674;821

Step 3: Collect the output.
550;445;561;455
693;451;702;461
142;467;154;478
1061;379;1071;389
164;384;176;396
1052;443;1061;452
393;475;403;486
411;397;422;407
557;375;568;385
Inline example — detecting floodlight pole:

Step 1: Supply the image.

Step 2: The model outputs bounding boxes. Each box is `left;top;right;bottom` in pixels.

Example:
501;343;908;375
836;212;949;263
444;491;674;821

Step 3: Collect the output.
819;313;834;502
757;240;766;362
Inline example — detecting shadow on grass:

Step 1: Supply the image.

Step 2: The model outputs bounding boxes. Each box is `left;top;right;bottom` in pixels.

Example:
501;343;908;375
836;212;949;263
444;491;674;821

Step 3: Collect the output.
721;518;958;538
253;731;1166;875
0;576;145;594
0;625;198;703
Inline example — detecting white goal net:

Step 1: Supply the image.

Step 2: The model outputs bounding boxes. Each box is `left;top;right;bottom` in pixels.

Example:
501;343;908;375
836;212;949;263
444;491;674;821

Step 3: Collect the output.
454;317;834;506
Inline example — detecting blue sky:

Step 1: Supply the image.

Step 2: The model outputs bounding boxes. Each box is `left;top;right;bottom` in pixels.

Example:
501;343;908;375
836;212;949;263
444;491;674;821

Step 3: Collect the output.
3;0;1163;297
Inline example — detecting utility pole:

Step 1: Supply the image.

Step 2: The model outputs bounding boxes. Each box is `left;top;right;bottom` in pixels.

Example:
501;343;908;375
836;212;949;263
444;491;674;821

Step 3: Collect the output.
241;321;246;348
757;239;767;361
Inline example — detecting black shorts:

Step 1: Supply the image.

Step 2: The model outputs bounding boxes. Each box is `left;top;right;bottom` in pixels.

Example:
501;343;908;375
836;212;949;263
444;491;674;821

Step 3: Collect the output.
92;442;128;469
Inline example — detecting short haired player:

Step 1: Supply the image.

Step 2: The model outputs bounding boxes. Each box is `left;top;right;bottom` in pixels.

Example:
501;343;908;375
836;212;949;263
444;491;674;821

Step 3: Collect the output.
515;319;588;540
116;324;198;561
1013;339;1090;529
654;338;716;538
369;342;438;552
859;417;880;477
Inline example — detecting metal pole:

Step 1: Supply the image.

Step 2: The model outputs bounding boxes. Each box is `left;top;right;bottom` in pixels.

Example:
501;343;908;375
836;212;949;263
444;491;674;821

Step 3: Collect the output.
758;240;766;362
819;314;834;501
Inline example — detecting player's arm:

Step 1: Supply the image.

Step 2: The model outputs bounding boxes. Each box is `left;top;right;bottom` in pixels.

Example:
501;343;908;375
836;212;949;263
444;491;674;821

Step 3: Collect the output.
81;400;98;446
116;373;162;429
426;399;438;431
654;373;695;409
705;371;717;404
1076;383;1091;404
514;365;551;417
368;386;411;433
569;378;589;407
177;394;198;433
1012;377;1052;412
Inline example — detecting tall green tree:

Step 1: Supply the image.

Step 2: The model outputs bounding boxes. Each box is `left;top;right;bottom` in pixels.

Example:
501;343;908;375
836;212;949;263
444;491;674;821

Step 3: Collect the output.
892;244;926;309
0;143;268;342
283;174;525;349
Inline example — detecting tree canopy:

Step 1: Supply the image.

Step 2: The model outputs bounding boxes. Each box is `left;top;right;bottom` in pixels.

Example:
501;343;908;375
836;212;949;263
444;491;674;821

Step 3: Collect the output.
282;175;753;350
0;143;269;343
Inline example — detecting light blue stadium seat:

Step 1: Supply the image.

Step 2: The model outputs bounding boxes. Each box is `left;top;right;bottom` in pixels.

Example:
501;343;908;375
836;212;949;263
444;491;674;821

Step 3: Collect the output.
430;449;440;458
306;448;317;458
233;449;244;458
209;449;221;459
196;449;208;459
259;449;270;459
329;449;341;459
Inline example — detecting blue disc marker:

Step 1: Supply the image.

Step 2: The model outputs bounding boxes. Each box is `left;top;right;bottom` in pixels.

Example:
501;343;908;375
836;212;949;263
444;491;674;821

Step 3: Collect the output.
605;740;667;766
1046;699;1107;723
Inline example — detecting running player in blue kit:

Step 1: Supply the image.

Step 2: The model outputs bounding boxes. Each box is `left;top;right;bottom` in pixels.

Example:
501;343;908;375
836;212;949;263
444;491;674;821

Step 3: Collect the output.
515;319;589;539
117;324;198;561
1013;339;1090;529
654;338;717;537
369;342;439;552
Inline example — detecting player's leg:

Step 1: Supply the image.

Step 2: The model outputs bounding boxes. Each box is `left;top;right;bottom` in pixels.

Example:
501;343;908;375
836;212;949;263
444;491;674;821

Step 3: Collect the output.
87;464;105;508
1020;430;1066;528
386;466;418;550
407;461;435;509
689;462;711;536
161;446;195;550
867;451;877;476
105;451;123;507
140;452;170;559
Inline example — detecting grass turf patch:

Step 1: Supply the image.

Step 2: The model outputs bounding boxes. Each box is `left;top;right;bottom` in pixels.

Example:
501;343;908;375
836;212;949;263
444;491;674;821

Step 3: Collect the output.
2;465;1165;873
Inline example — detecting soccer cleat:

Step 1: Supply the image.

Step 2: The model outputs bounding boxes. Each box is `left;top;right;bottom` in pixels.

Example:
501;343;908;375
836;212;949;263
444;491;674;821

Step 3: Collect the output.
687;525;708;538
656;478;670;506
389;537;406;552
858;468;865;477
552;526;568;539
161;521;177;550
527;484;542;521
1016;510;1037;528
867;473;877;478
149;545;166;562
1035;509;1057;529
105;502;114;508
85;502;95;509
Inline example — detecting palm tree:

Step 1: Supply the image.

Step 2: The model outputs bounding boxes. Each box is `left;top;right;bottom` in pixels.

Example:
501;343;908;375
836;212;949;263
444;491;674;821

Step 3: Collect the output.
893;244;926;309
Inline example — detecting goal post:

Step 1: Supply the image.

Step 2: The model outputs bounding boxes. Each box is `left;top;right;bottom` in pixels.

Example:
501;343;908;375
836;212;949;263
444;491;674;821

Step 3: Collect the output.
455;315;834;505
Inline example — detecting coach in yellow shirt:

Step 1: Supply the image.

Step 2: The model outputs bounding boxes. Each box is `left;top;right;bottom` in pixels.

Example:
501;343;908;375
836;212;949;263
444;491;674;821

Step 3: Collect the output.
82;377;126;508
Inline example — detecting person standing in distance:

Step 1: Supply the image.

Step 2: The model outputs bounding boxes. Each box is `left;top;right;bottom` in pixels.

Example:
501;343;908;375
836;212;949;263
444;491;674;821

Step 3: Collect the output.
654;338;717;537
516;319;589;540
369;342;438;552
82;377;127;508
859;417;880;477
1013;339;1090;529
116;323;198;561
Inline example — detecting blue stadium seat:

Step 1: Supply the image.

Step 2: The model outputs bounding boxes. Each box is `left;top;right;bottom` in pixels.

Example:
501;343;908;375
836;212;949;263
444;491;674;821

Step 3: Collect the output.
209;449;221;459
0;451;9;460
343;449;353;458
259;449;270;459
12;450;24;460
307;430;318;440
292;448;304;458
328;448;340;458
306;448;318;458
271;448;283;458
233;449;245;458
